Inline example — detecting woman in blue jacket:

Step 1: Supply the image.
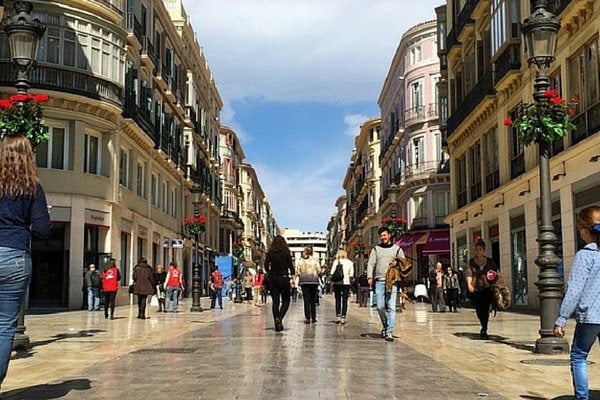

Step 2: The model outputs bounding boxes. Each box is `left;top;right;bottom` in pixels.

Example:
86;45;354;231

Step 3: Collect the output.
0;134;52;392
554;205;600;400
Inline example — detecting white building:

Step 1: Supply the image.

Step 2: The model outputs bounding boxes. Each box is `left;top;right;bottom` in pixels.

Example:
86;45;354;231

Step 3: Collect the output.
280;229;327;267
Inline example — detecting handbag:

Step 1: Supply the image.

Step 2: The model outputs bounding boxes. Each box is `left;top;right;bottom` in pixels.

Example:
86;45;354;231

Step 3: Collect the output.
128;283;135;294
330;261;344;282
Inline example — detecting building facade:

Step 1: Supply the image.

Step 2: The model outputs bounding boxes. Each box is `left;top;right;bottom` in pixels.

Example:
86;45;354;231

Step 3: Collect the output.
378;20;449;285
280;229;327;268
439;0;599;310
0;0;229;308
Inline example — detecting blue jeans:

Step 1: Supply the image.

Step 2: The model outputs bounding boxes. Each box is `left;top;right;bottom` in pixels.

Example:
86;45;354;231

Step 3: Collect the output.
333;284;350;318
165;286;180;312
375;280;397;337
211;288;223;309
0;247;32;386
87;287;101;311
571;322;600;399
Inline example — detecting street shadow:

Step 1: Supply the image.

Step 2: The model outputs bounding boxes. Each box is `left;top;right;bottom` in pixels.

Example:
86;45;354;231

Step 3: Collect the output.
2;378;91;400
521;390;600;399
13;329;106;359
454;331;537;352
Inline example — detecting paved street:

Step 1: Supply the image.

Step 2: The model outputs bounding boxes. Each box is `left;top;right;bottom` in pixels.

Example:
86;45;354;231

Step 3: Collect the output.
2;294;598;399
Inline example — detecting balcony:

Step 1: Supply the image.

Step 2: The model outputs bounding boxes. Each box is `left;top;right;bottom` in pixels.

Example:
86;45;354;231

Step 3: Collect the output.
510;152;525;179
447;71;495;138
485;169;500;193
140;36;156;69
493;42;521;90
405;104;438;128
123;96;156;142
571;101;600;145
153;62;169;91
455;0;475;42
90;0;123;15
126;14;143;50
1;63;123;107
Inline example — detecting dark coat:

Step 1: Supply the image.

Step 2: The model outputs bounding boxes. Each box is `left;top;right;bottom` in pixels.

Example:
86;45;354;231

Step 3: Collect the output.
133;262;155;296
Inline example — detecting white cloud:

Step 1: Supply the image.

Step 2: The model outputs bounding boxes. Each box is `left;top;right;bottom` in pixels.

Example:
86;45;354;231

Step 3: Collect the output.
344;113;371;138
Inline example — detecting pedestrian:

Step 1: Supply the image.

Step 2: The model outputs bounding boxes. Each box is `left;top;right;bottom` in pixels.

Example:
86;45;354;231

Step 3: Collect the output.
467;239;499;340
253;268;266;306
554;205;600;400
85;264;102;311
210;266;224;309
431;262;446;312
264;235;295;332
132;257;155;319
0;134;52;391
296;246;321;324
331;249;354;324
164;261;183;313
102;258;121;320
153;264;166;312
367;226;405;342
357;269;369;307
444;266;460;312
242;269;253;304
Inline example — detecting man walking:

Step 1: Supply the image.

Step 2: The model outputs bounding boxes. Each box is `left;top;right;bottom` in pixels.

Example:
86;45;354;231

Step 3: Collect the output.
431;262;446;312
210;266;224;309
367;226;405;342
85;264;102;311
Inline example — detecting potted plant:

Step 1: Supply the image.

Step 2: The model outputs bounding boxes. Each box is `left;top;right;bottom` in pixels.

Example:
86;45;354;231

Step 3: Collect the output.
184;215;207;236
0;93;50;147
380;216;407;239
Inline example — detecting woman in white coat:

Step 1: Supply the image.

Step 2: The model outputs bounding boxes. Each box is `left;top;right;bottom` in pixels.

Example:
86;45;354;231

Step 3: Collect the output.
330;249;354;324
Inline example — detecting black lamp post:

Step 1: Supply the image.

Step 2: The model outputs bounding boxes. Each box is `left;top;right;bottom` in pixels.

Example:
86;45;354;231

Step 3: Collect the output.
388;183;398;219
189;183;203;312
521;0;568;354
2;0;45;350
234;226;243;303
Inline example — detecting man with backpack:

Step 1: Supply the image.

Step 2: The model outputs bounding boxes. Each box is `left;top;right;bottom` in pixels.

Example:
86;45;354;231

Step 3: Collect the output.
367;226;406;342
85;264;102;311
210;266;224;309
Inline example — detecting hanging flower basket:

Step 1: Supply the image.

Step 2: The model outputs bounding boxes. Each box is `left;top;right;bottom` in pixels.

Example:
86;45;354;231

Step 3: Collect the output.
350;240;367;257
0;93;50;148
184;215;206;236
232;240;244;260
504;90;577;146
381;216;407;239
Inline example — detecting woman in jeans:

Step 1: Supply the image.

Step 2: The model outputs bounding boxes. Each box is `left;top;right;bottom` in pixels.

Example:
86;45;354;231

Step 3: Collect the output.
331;249;354;325
467;239;498;339
0;135;52;391
264;235;295;332
554;205;600;400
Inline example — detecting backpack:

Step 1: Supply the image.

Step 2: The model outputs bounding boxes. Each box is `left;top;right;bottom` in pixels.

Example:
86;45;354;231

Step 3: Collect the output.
491;284;511;314
90;271;102;288
331;261;344;282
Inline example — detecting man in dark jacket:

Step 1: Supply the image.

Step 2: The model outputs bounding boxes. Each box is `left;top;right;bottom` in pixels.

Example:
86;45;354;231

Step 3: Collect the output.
85;264;102;311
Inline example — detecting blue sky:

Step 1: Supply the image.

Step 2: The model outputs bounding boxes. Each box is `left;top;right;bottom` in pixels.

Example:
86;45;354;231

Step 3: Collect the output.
182;0;443;232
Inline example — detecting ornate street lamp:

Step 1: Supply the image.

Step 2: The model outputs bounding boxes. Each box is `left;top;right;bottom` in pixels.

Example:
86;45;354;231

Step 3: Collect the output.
233;225;243;303
388;183;397;219
2;0;45;350
3;1;46;95
189;183;203;312
521;0;568;354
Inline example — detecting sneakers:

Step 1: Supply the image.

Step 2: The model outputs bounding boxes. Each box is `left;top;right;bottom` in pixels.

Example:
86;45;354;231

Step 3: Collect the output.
385;335;394;342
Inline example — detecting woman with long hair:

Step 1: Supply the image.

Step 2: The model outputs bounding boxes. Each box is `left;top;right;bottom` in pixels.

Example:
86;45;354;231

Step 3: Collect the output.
296;246;321;323
554;206;600;400
331;249;354;325
264;235;295;332
0;135;52;390
467;239;499;339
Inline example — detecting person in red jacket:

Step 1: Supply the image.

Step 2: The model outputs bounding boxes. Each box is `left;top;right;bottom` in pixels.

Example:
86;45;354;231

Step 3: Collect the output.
163;261;183;312
102;258;121;319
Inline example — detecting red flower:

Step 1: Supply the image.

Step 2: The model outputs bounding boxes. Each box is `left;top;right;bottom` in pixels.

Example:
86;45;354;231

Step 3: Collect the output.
0;100;11;110
198;215;207;224
544;89;559;99
550;96;563;106
570;95;580;105
503;117;513;126
34;94;49;103
567;108;574;116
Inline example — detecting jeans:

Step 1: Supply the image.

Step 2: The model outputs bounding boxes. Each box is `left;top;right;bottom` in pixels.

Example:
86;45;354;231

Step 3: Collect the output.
375;280;397;337
87;287;101;311
269;276;291;323
472;287;492;333
333;284;350;318
165;286;180;312
571;322;600;399
0;247;32;386
104;291;116;318
301;284;318;321
137;294;148;317
211;288;223;309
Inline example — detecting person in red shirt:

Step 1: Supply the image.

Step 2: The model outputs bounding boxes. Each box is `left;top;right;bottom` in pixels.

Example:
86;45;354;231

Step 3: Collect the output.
102;258;121;319
210;266;224;309
163;261;183;312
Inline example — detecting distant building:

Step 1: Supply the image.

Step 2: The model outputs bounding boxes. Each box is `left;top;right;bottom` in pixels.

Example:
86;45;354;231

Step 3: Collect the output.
280;229;327;267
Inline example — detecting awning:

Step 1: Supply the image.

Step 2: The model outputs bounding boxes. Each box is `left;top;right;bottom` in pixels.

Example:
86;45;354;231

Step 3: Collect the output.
397;232;426;249
421;231;450;255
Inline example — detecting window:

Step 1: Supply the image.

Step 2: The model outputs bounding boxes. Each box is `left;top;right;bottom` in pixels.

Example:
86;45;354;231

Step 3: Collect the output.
413;195;428;227
410;45;422;65
151;173;159;207
162;181;168;213
484;128;500;192
170;188;177;217
46;26;60;64
435;192;449;220
456;155;467;208
136;162;146;198
35;126;71;170
64;30;76;67
510;108;525;178
469;143;482;201
411;137;424;171
84;133;100;175
491;0;520;56
119;149;130;188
